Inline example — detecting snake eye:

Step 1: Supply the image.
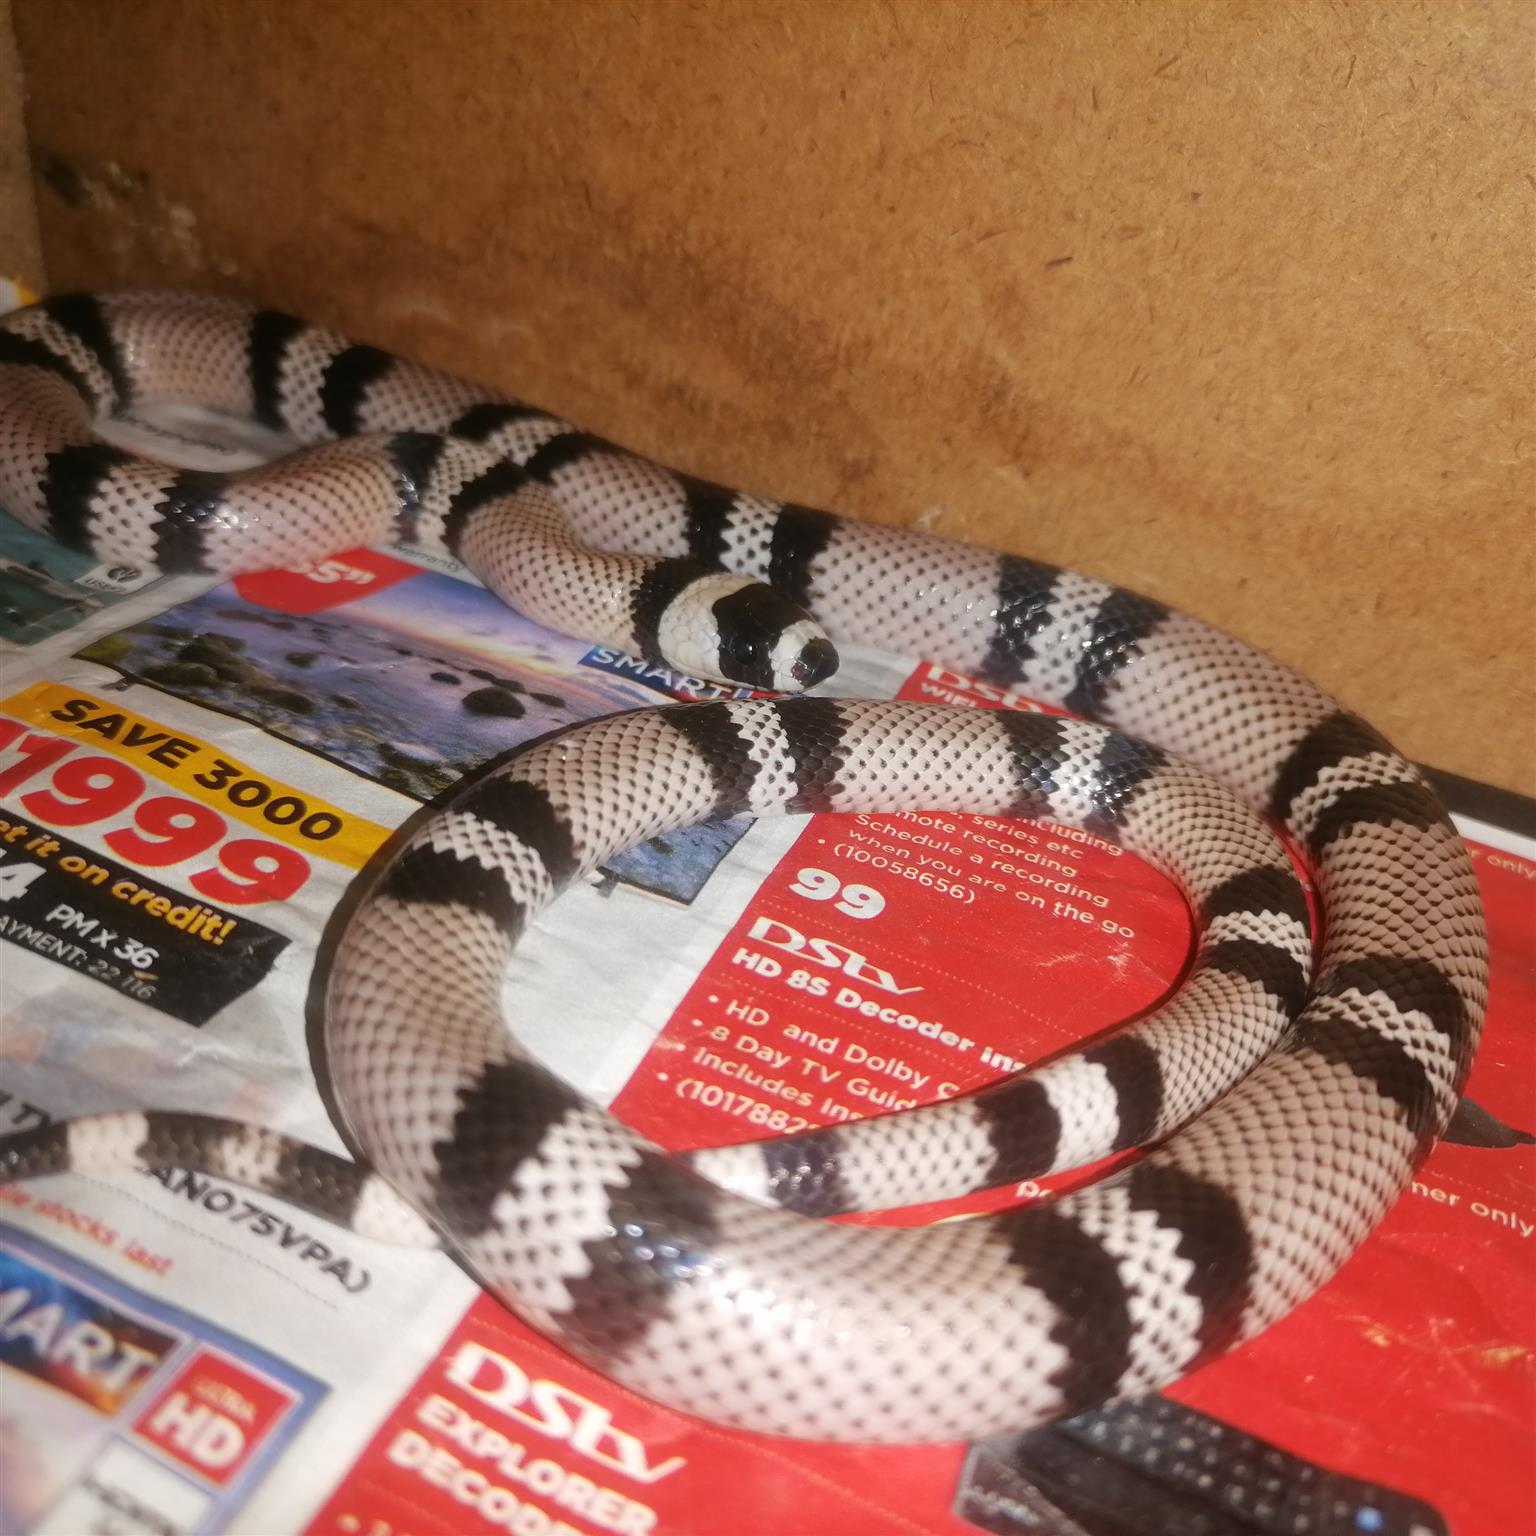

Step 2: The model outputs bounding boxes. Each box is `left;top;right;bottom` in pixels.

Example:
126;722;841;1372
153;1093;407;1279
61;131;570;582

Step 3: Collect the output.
728;629;767;669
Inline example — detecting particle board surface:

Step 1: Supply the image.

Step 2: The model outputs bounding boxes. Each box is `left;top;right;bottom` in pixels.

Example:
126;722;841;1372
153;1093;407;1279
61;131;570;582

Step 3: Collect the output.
0;0;43;291
13;0;1535;792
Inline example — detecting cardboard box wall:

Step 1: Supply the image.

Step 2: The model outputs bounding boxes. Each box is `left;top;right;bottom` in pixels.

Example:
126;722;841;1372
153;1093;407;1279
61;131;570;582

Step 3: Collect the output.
5;0;1533;793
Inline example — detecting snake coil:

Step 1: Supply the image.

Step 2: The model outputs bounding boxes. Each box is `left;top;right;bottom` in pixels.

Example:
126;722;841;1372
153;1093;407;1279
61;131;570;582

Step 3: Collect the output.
0;291;1487;1441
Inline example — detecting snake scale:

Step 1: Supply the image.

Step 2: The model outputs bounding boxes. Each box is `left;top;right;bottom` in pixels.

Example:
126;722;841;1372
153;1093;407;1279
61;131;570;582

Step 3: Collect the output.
0;291;1488;1442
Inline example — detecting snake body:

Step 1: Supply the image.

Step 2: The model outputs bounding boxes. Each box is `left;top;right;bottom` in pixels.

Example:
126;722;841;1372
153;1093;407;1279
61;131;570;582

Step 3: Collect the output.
0;292;1488;1442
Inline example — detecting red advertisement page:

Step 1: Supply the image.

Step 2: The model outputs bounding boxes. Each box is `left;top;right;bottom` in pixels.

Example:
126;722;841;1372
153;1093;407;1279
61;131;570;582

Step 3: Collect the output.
614;668;1195;1220
305;664;1536;1536
1157;833;1536;1536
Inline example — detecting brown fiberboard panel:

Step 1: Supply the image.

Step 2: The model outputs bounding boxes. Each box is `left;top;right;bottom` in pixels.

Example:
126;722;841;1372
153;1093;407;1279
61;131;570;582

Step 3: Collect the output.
0;0;43;291
13;0;1535;793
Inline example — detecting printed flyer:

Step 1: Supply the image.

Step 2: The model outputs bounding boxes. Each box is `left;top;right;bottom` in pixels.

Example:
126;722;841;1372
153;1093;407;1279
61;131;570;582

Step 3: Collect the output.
0;413;1531;1535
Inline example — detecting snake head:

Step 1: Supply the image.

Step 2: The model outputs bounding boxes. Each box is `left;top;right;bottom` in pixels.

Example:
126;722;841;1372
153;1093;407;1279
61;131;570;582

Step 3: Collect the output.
652;571;839;692
710;579;839;692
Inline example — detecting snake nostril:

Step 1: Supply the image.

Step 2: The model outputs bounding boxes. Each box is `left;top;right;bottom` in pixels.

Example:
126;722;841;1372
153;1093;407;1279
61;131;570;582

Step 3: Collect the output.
791;637;839;688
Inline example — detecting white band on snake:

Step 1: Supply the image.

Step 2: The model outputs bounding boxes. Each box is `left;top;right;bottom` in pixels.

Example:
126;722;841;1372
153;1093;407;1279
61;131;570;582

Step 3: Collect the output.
0;291;1488;1442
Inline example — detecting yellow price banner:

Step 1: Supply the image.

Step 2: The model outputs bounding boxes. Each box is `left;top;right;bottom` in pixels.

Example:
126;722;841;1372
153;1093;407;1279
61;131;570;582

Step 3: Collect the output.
0;682;391;870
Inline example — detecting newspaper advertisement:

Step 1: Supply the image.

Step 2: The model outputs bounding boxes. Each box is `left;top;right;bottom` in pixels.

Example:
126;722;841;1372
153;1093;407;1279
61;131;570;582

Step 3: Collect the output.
0;295;1531;1536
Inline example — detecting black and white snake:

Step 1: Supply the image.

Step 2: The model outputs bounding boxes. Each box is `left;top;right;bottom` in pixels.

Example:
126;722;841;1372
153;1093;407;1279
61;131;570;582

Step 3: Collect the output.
0;291;1488;1442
